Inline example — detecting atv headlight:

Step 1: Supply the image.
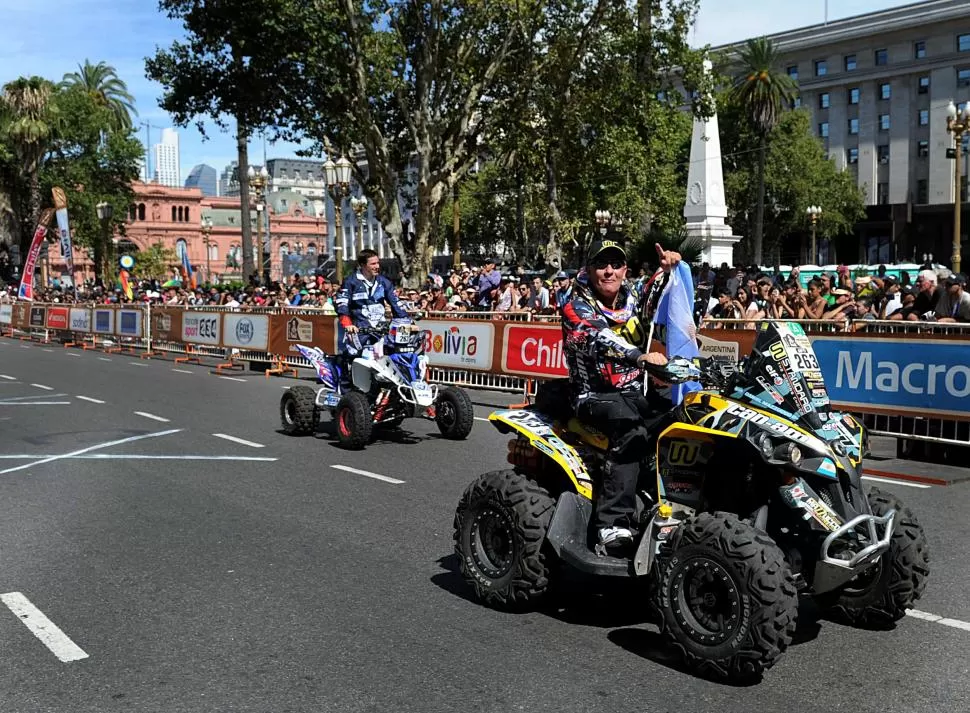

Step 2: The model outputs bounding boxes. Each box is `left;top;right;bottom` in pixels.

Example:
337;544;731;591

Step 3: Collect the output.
754;431;774;458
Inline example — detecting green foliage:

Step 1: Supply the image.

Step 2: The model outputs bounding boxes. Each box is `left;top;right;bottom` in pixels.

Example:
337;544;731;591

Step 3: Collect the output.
136;241;178;280
59;60;137;131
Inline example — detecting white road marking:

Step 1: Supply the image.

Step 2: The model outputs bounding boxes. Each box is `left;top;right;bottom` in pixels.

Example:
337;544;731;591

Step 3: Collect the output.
1;592;88;662
0;402;72;406
0;393;68;403
98;357;112;362
330;464;405;485
128;362;148;367
0;454;277;462
75;396;105;404
0;375;16;380
474;417;490;422
219;376;247;382
20;345;30;349
907;609;970;632
30;383;54;391
171;369;194;374
42;348;53;353
66;353;80;357
212;433;265;448
0;429;181;475
134;411;170;423
862;475;931;489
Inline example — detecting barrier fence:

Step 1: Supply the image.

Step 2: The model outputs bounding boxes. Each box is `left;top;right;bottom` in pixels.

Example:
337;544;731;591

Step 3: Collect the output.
3;302;969;447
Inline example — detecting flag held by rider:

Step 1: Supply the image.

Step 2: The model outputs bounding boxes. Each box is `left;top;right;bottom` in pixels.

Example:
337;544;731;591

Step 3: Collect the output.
653;253;701;405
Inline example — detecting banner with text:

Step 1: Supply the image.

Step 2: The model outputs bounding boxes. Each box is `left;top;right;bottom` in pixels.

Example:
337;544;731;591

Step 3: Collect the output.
182;311;221;345
223;314;269;351
421;320;495;371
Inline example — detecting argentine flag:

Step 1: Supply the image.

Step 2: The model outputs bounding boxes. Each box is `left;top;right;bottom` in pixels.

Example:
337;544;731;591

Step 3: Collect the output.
653;261;702;405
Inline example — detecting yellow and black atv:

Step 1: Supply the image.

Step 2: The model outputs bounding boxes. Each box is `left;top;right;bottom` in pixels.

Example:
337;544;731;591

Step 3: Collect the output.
453;320;929;681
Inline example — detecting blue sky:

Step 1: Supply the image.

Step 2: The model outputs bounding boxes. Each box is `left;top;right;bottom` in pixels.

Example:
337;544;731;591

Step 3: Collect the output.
0;0;911;185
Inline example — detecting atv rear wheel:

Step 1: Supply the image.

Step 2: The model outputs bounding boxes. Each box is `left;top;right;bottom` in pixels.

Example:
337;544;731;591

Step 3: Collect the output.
454;469;555;610
816;487;930;627
659;512;798;682
280;386;319;436
335;391;373;450
436;386;474;440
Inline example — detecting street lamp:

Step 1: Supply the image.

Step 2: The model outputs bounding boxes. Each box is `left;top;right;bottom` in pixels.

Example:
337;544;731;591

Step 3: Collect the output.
946;100;970;273
95;201;113;286
806;205;822;265
323;155;352;282
201;216;213;284
350;195;369;255
248;165;270;284
595;209;612;235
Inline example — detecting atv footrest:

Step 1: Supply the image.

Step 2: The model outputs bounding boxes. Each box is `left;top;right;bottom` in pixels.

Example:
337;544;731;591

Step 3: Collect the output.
546;492;632;578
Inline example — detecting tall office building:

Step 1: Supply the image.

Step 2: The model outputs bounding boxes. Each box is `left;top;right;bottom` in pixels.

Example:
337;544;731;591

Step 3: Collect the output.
184;163;217;196
219;161;238;197
152;128;181;188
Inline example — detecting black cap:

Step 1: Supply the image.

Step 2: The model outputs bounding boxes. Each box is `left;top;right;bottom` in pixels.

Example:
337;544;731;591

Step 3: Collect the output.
946;273;967;287
585;238;627;265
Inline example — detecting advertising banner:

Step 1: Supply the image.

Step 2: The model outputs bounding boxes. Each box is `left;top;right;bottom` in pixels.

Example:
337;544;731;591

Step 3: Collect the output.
11;303;29;329
17;208;54;301
29;306;46;327
51;188;75;277
223;314;269;351
182;311;221;345
69;308;91;333
268;314;337;356
500;323;568;378
150;308;183;343
93;308;115;335
116;309;144;338
421;320;495;371
0;304;11;325
45;306;69;330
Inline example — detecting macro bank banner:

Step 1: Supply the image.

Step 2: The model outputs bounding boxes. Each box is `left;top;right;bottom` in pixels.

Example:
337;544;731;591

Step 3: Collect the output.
812;336;970;419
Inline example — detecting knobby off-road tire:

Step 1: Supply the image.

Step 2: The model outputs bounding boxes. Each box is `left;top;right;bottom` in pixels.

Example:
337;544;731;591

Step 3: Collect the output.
436;386;474;440
280;386;319;436
335;391;374;450
658;511;798;682
818;487;930;627
454;470;555;611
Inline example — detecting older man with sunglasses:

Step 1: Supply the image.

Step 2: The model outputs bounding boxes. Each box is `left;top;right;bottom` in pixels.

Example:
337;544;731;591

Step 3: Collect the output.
561;237;682;555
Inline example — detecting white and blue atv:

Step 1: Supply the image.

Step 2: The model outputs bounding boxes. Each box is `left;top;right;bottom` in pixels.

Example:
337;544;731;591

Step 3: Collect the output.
279;317;475;449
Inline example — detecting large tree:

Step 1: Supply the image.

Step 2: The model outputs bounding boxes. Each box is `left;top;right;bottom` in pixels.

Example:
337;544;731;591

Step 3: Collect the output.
60;60;137;131
729;36;797;265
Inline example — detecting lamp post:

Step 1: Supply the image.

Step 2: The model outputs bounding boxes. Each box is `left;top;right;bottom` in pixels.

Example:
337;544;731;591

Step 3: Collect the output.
323;155;353;283
595;209;611;235
201;216;213;284
350;195;368;256
95;201;113;286
946;100;970;274
806;205;822;265
248;165;269;284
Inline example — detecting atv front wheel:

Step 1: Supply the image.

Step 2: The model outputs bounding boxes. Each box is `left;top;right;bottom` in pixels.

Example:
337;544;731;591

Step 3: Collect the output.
659;512;798;682
817;487;930;627
454;469;555;610
335;391;374;450
280;386;319;436
436;386;474;440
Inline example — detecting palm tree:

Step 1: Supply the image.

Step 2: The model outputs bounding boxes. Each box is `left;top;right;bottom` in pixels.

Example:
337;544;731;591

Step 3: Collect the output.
60;60;137;131
730;37;797;265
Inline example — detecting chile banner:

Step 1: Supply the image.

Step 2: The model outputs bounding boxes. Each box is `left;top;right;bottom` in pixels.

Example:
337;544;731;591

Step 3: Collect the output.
52;187;75;280
17;208;55;300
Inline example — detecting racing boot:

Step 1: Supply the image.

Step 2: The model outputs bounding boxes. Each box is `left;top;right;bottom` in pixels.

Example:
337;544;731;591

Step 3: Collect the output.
595;526;634;557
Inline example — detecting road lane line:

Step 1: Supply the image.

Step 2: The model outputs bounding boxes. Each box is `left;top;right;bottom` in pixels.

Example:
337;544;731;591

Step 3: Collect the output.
474;417;490;422
76;396;105;404
128;362;148;367
0;429;181;475
0;375;16;380
0;393;68;403
219;376;247;382
907;609;970;632
30;384;54;391
42;348;53;353
134;411;170;423
78;454;278;461
862;475;931;489
212;433;265;448
0;402;72;406
98;357;112;362
1;592;88;662
171;369;194;374
66;353;80;357
330;464;405;485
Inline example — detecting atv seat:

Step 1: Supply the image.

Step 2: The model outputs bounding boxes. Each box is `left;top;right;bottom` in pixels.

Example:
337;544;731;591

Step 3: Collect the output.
565;419;609;451
533;378;573;421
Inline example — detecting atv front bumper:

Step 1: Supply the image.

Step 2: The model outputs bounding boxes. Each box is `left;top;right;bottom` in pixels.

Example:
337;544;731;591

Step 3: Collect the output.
813;509;896;594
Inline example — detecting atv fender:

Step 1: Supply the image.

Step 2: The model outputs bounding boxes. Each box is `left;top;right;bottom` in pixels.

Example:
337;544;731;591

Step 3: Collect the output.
546;492;630;577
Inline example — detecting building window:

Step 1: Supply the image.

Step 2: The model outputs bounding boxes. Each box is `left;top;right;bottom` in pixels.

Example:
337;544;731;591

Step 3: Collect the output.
914;41;927;59
786;65;798;79
917;179;928;204
959;34;970;52
880;83;891;100
879;114;890;131
172;206;178;222
844;54;857;71
307;172;313;182
877;183;889;205
792;96;802;109
819;122;829;138
848;118;859;135
959;68;970;87
815;60;827;76
818;92;830;109
847;147;859;164
919;109;929;126
918;76;930;94
878;145;890;163
918;140;929;157
280;199;287;209
138;204;145;221
128;204;137;221
875;49;888;66
849;87;860;104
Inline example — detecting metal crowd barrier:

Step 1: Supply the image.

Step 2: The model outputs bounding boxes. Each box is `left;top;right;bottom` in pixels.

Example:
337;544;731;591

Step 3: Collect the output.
701;318;849;332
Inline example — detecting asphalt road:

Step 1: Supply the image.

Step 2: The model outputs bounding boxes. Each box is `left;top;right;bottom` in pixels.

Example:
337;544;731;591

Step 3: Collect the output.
1;336;968;713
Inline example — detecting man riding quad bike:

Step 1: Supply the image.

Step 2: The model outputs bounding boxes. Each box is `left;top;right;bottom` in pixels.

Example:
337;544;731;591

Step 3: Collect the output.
452;243;929;682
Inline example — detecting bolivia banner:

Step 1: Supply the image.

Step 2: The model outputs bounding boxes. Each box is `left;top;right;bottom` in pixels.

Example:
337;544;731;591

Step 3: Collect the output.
17;208;55;300
52;187;75;277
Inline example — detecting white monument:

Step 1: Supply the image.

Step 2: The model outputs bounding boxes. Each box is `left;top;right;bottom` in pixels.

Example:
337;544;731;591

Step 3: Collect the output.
684;61;742;267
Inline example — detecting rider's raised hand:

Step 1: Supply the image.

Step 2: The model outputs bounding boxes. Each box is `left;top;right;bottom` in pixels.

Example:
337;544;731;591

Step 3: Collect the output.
655;243;682;273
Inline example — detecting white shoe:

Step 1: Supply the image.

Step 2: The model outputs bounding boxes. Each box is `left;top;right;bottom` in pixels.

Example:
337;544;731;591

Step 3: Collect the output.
597;526;633;547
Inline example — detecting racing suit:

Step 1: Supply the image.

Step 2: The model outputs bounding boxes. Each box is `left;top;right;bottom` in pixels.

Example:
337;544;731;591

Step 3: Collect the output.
561;270;671;534
335;271;409;359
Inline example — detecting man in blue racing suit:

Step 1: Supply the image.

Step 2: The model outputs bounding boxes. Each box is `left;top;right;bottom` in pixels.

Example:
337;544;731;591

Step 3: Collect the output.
561;238;682;555
335;249;409;362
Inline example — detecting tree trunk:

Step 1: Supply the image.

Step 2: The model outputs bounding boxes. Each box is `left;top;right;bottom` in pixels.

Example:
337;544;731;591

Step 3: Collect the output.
753;135;767;266
544;143;563;274
236;120;255;281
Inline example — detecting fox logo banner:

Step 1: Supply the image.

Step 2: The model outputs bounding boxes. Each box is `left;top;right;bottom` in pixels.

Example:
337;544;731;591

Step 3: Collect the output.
17;208;55;300
653;261;701;405
52;188;75;276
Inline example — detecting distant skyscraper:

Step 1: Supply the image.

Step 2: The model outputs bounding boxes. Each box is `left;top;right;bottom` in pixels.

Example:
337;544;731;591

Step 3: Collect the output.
136;158;147;183
219;160;239;197
152;128;180;187
184;163;217;196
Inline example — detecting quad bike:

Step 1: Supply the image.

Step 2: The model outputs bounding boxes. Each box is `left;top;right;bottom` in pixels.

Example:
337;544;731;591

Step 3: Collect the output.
453;320;929;681
280;317;474;449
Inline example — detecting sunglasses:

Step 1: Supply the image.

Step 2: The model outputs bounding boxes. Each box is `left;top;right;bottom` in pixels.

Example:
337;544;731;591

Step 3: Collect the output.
591;257;626;270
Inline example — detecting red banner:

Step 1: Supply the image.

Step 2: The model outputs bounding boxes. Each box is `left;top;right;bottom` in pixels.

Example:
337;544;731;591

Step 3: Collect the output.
45;307;69;330
500;323;568;378
18;208;55;300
